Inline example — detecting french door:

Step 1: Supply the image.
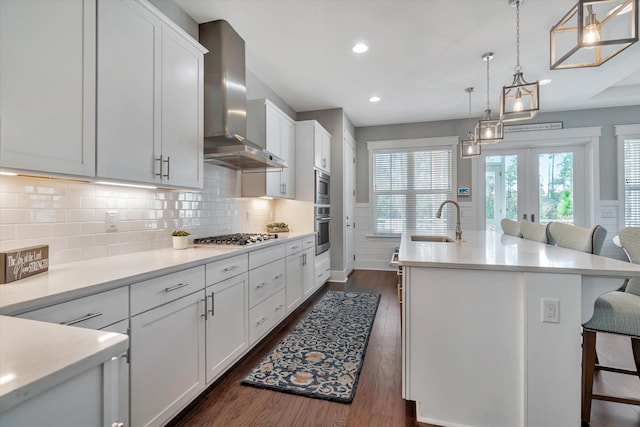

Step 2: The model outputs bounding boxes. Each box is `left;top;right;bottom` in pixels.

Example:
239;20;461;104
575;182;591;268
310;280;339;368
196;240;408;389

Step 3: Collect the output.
479;145;586;231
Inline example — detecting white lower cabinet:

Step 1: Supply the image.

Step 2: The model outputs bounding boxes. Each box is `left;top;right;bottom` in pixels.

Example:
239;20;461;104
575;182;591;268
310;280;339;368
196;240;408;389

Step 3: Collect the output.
130;267;206;427
302;247;316;299
285;237;315;313
315;249;331;289
102;319;130;427
0;361;117;427
204;272;249;383
249;288;286;345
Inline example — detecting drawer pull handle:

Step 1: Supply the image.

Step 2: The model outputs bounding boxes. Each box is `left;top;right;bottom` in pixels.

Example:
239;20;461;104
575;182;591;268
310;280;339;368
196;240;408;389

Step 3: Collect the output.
223;265;240;272
61;312;103;326
208;291;215;316
256;282;266;289
317;273;323;278
275;304;284;311
165;283;189;292
274;274;282;279
257;316;268;325
291;246;299;250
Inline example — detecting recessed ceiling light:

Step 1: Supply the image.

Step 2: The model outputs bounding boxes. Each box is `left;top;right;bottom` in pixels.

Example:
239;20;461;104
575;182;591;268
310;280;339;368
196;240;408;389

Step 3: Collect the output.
539;79;552;86
369;96;381;103
352;43;369;53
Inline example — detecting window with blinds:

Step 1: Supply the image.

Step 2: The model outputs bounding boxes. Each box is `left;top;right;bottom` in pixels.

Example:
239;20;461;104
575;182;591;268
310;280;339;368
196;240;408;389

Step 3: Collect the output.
371;146;453;234
624;138;640;227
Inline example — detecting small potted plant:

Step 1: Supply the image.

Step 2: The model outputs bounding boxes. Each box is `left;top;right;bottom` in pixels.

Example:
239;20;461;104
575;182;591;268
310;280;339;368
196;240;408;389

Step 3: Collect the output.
171;230;190;250
266;222;289;233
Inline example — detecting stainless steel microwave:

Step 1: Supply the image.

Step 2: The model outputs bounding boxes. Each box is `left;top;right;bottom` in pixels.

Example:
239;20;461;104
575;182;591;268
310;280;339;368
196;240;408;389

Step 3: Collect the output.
315;170;330;205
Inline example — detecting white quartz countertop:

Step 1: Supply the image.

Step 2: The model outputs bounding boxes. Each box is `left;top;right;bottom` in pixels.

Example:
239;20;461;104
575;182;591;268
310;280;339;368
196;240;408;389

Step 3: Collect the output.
0;232;315;315
399;230;640;277
0;315;128;413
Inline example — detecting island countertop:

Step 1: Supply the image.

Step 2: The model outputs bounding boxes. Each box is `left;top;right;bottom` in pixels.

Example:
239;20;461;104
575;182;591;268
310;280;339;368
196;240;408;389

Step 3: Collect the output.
399;230;640;278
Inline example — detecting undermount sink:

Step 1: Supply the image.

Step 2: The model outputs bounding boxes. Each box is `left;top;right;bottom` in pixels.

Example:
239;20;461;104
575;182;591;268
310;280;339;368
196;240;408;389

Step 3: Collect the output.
410;235;456;243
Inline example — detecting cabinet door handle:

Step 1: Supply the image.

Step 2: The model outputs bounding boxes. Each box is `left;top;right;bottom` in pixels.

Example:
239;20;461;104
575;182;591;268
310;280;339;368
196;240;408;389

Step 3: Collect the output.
257;316;268;325
61;312;103;326
112;422;125;427
223;265;240;272
155;155;163;177
275;304;284;311
256;282;266;289
165;282;189;292
201;298;207;320
163;156;170;179
274;273;282;279
208;291;215;317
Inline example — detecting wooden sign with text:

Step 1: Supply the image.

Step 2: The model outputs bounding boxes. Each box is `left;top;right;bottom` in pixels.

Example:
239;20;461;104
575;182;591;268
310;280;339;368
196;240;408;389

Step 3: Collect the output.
0;245;49;284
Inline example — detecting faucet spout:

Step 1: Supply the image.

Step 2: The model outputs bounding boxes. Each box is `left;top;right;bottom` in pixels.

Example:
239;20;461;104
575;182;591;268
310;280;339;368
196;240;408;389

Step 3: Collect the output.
435;200;462;240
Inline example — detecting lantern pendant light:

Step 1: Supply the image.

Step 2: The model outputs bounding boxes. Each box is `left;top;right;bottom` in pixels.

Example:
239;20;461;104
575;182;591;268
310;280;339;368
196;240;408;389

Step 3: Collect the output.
550;0;638;69
475;52;504;145
461;87;481;159
501;0;540;122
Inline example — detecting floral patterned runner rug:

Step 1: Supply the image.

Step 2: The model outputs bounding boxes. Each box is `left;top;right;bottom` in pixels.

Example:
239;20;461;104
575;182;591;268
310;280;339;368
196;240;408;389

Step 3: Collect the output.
241;290;381;403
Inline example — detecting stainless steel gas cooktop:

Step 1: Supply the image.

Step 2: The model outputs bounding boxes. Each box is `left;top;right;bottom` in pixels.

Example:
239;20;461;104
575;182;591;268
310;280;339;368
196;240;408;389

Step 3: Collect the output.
193;233;278;246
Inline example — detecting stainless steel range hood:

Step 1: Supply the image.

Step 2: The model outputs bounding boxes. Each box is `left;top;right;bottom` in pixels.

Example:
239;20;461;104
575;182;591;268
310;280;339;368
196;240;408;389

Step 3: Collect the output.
200;20;287;171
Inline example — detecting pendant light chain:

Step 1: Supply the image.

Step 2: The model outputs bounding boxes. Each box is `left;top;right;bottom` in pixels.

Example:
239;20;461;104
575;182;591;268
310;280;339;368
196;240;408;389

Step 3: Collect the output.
485;56;491;111
515;1;522;72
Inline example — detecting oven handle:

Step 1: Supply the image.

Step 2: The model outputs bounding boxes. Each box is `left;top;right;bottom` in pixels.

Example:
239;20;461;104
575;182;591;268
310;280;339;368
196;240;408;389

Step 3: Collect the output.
316;216;332;222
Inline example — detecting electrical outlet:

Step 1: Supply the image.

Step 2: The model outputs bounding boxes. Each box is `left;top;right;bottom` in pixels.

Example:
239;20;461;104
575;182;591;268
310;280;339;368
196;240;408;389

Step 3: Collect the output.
541;298;560;323
106;211;118;232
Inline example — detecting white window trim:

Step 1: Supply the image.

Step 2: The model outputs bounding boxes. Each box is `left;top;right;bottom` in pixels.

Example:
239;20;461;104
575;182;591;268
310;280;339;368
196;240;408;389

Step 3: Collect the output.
473;126;601;228
616;124;640;228
367;136;458;236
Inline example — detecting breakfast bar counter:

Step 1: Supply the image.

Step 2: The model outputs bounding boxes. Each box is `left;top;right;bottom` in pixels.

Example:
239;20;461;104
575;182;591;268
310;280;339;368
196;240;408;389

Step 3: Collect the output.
399;231;640;427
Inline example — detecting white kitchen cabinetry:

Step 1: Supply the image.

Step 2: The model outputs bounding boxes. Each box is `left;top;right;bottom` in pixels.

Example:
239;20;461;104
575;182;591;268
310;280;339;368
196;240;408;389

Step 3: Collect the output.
243;99;296;199
248;244;287;344
204;254;249;383
0;0;96;177
295;120;333;202
315;249;331;288
315;124;331;173
129;266;206;427
96;0;205;189
285;237;316;312
16;287;130;427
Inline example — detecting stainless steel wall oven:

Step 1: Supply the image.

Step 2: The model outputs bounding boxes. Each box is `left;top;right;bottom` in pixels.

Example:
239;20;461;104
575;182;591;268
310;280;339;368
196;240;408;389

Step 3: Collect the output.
315;205;330;255
315;170;330;205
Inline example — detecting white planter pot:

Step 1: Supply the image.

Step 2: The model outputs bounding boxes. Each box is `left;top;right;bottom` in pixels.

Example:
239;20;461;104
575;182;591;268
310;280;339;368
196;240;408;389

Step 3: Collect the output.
172;236;189;250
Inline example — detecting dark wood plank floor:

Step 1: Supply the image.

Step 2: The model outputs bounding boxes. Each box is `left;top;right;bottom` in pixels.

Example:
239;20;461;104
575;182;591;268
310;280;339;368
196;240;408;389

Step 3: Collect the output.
167;270;639;427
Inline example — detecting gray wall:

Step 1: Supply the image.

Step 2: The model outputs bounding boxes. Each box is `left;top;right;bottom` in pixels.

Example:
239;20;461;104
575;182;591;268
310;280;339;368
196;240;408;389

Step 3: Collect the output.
148;0;198;39
297;109;347;273
355;105;640;203
246;70;297;120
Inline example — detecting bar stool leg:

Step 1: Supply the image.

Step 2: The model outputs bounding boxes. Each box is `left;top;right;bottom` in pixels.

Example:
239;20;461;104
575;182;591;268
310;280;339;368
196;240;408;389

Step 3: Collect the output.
582;330;597;423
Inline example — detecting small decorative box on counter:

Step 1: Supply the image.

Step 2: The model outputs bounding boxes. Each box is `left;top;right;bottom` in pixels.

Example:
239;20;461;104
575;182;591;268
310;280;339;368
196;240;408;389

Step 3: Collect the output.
0;245;49;284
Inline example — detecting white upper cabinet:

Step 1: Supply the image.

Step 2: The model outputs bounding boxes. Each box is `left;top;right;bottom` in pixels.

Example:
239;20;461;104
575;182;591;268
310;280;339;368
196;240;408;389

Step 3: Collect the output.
96;0;158;185
97;0;205;189
295;120;332;202
314;125;331;173
0;0;96;177
243;99;296;199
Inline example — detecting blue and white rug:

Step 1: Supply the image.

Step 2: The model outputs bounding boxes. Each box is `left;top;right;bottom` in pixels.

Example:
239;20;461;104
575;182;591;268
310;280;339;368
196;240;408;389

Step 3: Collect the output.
241;290;380;403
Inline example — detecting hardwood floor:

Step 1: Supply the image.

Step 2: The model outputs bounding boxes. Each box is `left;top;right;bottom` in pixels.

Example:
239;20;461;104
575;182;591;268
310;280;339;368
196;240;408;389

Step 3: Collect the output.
167;270;639;427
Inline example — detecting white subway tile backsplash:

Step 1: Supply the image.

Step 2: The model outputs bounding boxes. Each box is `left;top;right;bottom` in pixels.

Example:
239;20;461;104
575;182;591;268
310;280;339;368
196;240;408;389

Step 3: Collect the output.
0;164;258;263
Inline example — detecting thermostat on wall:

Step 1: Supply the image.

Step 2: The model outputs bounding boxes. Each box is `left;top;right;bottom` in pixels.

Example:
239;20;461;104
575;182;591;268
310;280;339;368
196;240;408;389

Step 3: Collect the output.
458;187;470;196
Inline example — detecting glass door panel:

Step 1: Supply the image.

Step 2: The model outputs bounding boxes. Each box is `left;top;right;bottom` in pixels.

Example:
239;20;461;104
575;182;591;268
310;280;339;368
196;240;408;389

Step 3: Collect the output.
485;155;518;231
479;145;585;229
536;151;574;225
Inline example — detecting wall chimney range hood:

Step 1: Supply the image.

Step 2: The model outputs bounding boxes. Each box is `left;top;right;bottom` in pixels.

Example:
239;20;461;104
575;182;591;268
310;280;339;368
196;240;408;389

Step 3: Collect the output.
200;20;287;171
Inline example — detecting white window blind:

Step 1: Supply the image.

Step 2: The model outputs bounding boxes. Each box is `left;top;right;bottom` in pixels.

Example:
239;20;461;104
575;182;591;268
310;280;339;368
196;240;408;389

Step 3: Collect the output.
624;138;640;227
371;146;453;234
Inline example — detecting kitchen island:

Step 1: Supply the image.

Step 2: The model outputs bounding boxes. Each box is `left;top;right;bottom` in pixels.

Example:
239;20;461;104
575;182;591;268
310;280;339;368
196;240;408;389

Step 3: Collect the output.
399;231;640;427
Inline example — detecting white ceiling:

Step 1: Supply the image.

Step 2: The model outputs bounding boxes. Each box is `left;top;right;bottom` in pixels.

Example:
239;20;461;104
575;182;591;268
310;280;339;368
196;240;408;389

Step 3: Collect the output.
175;0;640;127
